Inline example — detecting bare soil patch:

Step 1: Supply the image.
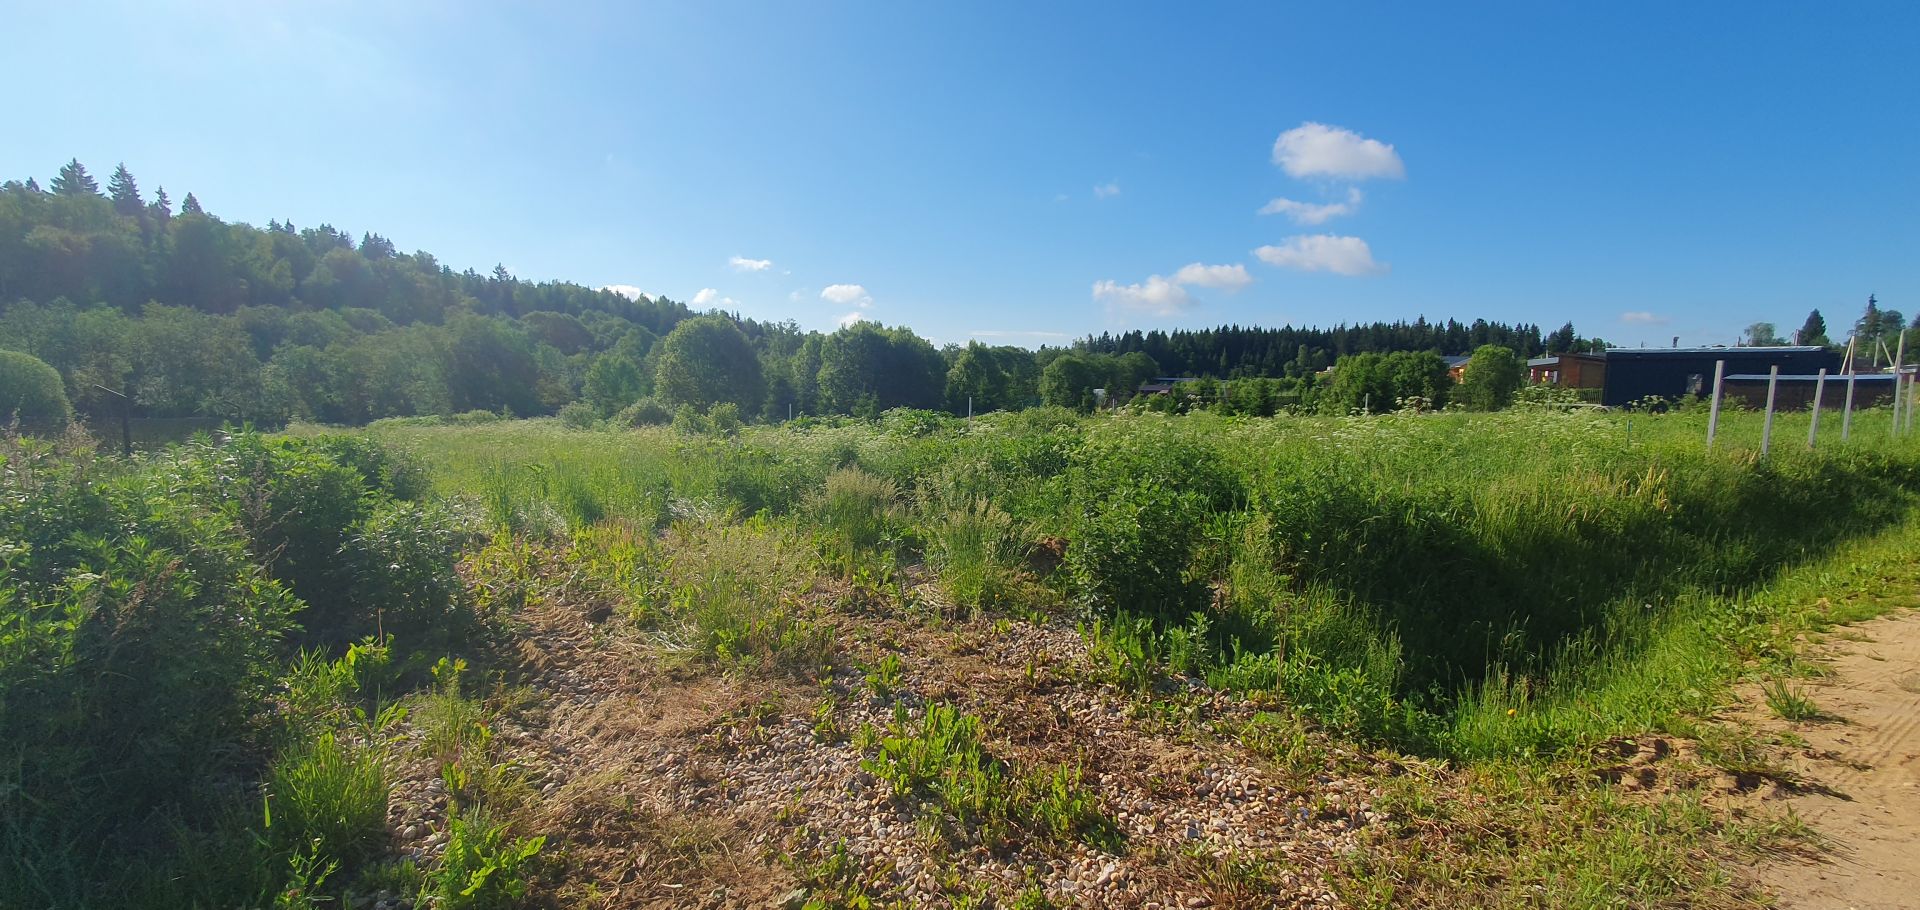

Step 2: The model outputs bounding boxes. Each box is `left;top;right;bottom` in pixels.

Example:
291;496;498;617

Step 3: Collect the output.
1743;609;1920;910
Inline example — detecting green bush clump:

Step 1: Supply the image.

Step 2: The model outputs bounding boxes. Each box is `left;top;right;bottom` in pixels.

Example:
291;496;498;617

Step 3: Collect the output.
175;432;471;646
1060;420;1243;617
556;400;600;429
0;434;297;905
343;499;477;648
615;396;672;427
0;348;72;424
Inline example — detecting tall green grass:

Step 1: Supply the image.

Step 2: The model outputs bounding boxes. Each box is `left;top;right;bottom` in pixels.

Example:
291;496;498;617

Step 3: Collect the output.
370;406;1920;757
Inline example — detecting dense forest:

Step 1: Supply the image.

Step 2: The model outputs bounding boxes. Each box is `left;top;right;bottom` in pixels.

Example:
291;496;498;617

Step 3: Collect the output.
0;160;1594;426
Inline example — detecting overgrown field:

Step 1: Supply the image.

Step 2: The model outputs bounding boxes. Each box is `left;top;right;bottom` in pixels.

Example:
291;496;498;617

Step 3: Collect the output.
369;404;1920;755
5;404;1918;908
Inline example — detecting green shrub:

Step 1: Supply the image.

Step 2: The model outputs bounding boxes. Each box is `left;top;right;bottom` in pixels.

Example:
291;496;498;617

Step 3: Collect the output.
0;435;296;905
615;396;672;427
342;500;476;648
305;433;430;501
707;401;743;435
0;348;72;424
180;433;377;641
556;400;600;429
1060;421;1241;617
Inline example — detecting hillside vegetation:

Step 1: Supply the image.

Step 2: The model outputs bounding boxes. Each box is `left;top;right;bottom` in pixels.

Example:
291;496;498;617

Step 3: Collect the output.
2;161;1590;430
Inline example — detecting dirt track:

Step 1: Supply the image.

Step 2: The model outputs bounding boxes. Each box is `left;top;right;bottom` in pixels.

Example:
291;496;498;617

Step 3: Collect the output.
1751;609;1920;910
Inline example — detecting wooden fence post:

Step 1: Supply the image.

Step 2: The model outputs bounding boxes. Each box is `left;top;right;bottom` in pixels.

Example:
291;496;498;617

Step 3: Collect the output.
1706;359;1726;451
1808;368;1827;448
1761;365;1779;456
1842;371;1857;441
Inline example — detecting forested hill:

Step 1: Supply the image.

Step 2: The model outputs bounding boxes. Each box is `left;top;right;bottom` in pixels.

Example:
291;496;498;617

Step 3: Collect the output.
0;160;1589;425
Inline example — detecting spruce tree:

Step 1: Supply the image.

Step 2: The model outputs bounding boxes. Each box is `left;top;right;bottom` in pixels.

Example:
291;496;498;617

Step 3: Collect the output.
181;192;204;215
1797;308;1829;346
50;159;100;196
148;187;173;234
107;163;144;217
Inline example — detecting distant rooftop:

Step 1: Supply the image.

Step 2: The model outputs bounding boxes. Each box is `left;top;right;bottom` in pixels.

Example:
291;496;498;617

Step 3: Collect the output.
1605;345;1827;356
1726;373;1895;382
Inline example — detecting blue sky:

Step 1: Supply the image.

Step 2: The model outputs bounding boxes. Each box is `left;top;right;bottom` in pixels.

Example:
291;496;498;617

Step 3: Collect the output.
5;1;1916;347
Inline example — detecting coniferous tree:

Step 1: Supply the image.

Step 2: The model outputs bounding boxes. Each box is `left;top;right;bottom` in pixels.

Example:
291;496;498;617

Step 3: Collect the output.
107;164;144;218
50;159;100;196
180;192;204;215
1546;321;1577;353
1797;309;1829;346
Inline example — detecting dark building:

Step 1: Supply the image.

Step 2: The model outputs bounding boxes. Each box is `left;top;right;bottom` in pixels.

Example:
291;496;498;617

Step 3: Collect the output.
1599;346;1841;407
1722;372;1897;411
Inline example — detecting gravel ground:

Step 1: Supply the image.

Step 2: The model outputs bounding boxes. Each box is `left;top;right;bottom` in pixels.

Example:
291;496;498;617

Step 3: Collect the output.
377;567;1379;908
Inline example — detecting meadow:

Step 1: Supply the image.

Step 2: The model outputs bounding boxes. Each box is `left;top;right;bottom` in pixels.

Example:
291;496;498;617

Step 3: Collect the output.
7;401;1920;908
368;402;1920;756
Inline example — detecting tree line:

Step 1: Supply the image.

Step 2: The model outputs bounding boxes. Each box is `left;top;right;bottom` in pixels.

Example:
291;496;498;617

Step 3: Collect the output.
3;160;1597;426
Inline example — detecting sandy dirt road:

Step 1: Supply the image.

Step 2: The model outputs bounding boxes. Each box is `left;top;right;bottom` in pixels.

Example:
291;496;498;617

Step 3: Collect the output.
1750;609;1920;910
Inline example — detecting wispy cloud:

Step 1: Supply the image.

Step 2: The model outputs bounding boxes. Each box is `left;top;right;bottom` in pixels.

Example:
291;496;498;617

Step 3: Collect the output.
821;283;873;308
1272;122;1405;180
691;288;740;308
1253;235;1387;276
1171;262;1253;291
837;311;868;328
1259;187;1364;225
600;284;649;301
1093;260;1256;315
1093;275;1190;315
728;255;774;272
1093;181;1121;200
1619;311;1671;325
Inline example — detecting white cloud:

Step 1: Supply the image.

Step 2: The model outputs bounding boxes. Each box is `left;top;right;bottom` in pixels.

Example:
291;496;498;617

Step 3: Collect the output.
1253;235;1387;276
837;311;868;328
1093;181;1121;200
729;255;773;272
1259;187;1364;224
600;284;649;301
691;288;741;308
1171;262;1253;292
1272;122;1405;180
1092;275;1193;316
1094;260;1257;315
1620;311;1671;325
821;283;873;308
